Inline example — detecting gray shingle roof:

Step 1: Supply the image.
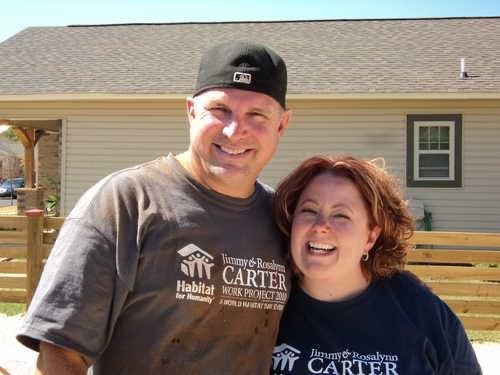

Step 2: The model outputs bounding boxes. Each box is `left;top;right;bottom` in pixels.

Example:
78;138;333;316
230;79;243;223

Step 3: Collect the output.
0;17;499;96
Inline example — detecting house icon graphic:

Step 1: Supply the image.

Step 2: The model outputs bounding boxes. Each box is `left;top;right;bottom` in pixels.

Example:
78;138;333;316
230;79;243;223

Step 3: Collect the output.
272;343;301;372
177;244;215;279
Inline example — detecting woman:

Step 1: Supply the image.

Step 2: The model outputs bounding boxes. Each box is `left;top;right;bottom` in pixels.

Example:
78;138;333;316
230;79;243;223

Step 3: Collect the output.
271;156;481;375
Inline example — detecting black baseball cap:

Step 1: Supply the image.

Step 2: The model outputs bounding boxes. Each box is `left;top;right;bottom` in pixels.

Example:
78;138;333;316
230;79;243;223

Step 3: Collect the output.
193;41;287;109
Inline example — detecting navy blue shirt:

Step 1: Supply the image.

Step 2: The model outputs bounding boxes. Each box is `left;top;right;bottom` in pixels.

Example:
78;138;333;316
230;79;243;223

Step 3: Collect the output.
272;272;481;375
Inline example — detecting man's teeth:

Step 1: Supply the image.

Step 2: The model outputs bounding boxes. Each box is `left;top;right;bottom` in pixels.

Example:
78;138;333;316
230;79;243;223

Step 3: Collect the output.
308;242;335;251
220;145;247;155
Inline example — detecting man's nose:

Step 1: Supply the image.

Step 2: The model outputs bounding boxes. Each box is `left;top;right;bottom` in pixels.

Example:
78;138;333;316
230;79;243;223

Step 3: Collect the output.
222;117;246;139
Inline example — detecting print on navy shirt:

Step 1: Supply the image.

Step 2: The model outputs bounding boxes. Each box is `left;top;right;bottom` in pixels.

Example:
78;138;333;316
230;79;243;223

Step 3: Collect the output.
272;344;400;375
272;343;301;372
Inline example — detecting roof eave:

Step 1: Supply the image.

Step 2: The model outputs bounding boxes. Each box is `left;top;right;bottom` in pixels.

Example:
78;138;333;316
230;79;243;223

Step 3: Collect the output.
0;92;499;101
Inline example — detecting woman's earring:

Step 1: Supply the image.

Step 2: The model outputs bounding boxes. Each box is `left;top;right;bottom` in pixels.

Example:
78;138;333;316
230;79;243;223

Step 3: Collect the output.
361;252;369;262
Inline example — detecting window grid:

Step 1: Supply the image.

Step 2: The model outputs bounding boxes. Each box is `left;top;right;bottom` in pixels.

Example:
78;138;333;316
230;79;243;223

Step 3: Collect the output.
414;121;455;181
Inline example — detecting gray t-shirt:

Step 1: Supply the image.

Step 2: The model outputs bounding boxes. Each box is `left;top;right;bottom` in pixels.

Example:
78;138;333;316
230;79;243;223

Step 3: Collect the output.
18;155;291;374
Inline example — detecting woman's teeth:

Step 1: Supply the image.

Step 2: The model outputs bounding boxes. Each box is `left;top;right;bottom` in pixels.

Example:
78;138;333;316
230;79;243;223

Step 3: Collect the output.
308;242;336;253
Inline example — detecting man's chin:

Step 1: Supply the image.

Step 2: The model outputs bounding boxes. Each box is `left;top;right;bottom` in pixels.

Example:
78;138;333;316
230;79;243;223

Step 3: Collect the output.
207;166;257;187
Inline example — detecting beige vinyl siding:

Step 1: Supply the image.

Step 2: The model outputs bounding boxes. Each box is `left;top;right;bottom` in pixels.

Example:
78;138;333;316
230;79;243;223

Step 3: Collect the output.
0;100;189;214
1;99;499;232
262;99;500;232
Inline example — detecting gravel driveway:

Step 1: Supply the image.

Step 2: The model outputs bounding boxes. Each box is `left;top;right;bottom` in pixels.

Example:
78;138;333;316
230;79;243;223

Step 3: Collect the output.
1;314;498;374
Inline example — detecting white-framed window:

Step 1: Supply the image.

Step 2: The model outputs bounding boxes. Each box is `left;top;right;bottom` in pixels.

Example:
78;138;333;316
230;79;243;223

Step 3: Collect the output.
414;121;454;180
407;115;462;188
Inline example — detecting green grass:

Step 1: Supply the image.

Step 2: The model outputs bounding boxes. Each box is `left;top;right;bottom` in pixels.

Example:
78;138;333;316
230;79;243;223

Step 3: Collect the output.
468;330;500;343
0;302;25;316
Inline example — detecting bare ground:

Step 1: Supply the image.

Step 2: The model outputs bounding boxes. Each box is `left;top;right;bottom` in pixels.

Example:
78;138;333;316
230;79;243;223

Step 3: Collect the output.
1;314;498;374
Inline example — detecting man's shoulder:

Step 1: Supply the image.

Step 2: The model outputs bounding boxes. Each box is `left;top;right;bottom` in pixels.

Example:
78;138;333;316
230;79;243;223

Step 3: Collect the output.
256;179;275;197
69;157;171;218
107;157;169;183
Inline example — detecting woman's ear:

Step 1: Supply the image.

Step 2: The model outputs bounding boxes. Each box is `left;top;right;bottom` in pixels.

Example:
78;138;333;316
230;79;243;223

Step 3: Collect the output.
365;225;381;252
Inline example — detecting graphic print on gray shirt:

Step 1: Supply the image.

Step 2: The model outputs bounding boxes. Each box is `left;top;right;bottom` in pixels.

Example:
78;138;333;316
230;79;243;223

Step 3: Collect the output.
18;155;291;375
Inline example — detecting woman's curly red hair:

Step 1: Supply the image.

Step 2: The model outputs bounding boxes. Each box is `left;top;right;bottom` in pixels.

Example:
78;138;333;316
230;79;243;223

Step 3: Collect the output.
274;155;414;281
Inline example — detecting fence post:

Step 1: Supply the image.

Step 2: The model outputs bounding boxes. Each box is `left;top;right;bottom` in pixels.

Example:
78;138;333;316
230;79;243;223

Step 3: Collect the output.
26;209;44;308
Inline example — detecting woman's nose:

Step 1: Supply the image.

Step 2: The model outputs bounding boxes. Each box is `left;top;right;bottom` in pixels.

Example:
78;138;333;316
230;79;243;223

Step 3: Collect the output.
312;215;330;231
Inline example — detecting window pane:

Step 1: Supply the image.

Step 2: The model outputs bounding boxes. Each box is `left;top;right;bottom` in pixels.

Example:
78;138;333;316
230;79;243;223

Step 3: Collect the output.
440;127;449;142
430;142;439;150
430;127;439;142
440;142;449;150
418;127;429;150
419;127;429;141
419;154;450;178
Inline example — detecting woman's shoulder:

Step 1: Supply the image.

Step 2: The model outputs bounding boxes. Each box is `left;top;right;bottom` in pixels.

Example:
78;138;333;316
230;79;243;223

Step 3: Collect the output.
383;271;443;310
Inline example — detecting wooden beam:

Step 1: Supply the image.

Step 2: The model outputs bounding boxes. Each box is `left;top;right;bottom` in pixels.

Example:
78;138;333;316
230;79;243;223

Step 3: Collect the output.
426;281;500;298
0;246;27;259
34;129;46;146
0;290;26;304
11;127;36;188
24;133;35;188
0;261;26;274
11;127;32;148
9;120;61;132
457;316;500;331
407;249;500;264
407;265;500;281
411;231;500;247
0;276;25;289
445;299;500;315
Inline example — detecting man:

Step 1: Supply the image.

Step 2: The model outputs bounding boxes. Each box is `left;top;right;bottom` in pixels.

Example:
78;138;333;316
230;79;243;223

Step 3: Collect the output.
17;41;292;374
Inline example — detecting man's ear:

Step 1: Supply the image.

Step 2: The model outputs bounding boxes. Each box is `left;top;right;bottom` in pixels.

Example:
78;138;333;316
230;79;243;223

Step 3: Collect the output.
186;97;195;123
278;109;292;136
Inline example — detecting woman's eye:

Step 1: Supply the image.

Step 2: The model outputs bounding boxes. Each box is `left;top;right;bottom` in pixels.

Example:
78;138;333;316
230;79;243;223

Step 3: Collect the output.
301;208;316;214
333;213;350;220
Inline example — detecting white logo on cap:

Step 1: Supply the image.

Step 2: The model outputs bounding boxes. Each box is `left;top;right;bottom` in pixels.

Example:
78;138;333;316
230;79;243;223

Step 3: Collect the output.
233;72;252;84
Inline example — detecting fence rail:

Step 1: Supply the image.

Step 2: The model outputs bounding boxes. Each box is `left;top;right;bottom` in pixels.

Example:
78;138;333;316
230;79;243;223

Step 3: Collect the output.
0;211;64;305
1;218;500;331
408;231;500;331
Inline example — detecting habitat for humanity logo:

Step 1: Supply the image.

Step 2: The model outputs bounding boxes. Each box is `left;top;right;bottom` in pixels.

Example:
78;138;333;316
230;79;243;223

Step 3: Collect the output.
176;244;215;304
272;343;301;373
178;243;214;279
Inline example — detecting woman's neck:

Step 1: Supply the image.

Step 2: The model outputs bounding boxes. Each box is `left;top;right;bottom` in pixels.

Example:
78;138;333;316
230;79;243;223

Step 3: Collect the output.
299;274;370;302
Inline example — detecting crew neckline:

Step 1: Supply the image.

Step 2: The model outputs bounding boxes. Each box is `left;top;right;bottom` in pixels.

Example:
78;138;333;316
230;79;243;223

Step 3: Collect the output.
163;154;262;211
294;278;381;313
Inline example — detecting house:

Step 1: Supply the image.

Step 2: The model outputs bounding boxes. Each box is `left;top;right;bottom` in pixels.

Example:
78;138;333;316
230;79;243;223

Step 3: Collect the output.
0;137;23;179
0;17;499;231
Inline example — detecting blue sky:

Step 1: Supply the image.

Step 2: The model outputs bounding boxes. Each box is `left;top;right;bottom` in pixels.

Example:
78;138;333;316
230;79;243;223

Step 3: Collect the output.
1;0;500;43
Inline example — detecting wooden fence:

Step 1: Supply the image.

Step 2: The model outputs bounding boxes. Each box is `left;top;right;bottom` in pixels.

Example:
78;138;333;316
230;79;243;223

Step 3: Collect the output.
1;215;499;331
408;231;500;331
0;210;64;306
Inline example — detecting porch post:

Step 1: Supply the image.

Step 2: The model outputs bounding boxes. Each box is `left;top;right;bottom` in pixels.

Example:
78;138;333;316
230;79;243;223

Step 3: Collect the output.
25;209;44;308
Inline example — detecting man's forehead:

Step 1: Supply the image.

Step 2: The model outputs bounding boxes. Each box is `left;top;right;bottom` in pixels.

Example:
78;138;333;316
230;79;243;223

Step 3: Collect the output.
195;88;281;110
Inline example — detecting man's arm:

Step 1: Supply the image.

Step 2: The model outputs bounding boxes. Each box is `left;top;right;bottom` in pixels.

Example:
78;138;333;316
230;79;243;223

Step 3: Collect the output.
35;341;91;375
